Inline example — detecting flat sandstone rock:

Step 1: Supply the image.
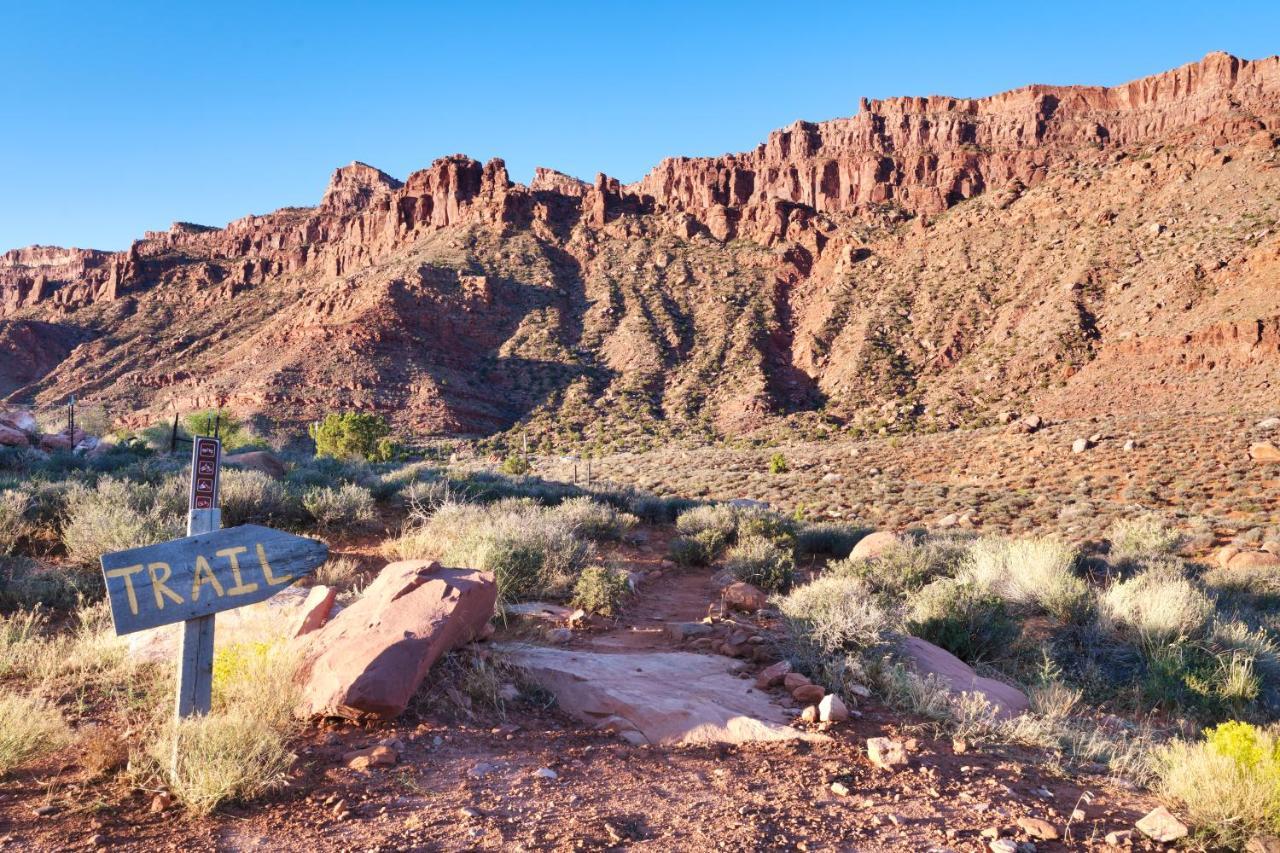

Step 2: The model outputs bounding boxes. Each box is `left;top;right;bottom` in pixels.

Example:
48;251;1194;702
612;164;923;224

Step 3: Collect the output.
498;643;822;746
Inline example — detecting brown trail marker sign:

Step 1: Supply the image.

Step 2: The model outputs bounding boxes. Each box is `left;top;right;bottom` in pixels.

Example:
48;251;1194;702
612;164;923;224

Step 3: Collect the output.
100;435;327;732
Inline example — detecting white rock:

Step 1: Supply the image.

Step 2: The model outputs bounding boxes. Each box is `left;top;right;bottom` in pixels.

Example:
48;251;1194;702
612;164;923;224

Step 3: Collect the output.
818;694;849;722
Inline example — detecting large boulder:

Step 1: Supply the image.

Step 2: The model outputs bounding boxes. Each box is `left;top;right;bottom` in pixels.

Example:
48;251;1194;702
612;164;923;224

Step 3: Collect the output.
500;644;821;746
898;636;1029;719
224;450;288;480
38;432;74;451
295;560;496;720
850;530;899;561
1229;550;1280;570
1250;442;1280;464
0;424;28;447
0;410;38;433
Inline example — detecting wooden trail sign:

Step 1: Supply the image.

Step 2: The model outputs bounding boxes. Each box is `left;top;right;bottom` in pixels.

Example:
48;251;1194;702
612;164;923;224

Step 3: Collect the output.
99;523;329;636
99;433;327;730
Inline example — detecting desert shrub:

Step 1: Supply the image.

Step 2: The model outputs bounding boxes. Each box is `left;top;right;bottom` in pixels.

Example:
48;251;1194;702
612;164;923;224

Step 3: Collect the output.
218;469;304;526
390;499;591;604
309;412;391;461
735;507;796;549
0;690;71;777
768;452;789;474
155;712;294;816
906;578;1020;665
795;522;870;559
675;504;738;554
777;575;893;655
0;557;82;610
0;489;31;555
499;454;531;476
1156;720;1280;846
549;497;636;541
966;536;1092;622
61;478;185;569
302;483;377;532
834;538;968;599
571;566;631;616
725;536;794;592
1107;515;1183;566
182;410;262;452
626;492;695;524
1101;563;1214;646
667;535;712;567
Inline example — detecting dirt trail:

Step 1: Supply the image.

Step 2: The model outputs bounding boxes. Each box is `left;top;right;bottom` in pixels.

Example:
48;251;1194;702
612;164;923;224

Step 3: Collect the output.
0;532;1166;851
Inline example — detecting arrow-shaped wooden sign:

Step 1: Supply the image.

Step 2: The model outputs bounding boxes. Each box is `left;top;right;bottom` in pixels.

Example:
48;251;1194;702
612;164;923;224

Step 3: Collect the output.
100;524;329;636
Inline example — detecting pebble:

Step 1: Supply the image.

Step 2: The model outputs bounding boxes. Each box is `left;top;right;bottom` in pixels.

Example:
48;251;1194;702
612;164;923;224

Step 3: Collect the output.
459;806;483;819
830;782;850;797
533;767;558;779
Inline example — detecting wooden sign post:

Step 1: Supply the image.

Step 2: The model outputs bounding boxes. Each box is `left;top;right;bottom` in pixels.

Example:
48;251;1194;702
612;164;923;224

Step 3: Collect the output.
99;436;328;752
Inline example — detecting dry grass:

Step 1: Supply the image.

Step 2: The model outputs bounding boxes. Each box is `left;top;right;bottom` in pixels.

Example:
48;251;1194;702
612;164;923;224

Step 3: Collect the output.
1100;563;1214;646
153;711;295;816
0;488;31;555
965;535;1091;621
303;483;378;532
0;689;71;777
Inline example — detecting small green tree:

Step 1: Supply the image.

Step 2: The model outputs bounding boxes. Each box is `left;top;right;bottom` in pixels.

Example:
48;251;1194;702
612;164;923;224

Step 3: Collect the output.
768;452;789;474
183;410;256;450
309;412;392;461
500;454;531;476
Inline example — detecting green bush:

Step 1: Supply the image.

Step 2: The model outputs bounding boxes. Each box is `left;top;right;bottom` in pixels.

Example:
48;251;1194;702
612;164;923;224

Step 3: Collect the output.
675;504;737;555
667;535;712;567
736;508;797;549
309;412;392;461
302;483;377;532
906;578;1021;665
500;454;531;476
571;566;631;616
725;535;794;592
1157;721;1280;846
768;452;789;474
183;410;261;452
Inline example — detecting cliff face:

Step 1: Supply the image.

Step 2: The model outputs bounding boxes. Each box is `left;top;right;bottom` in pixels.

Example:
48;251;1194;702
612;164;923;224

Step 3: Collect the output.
3;52;1279;442
633;52;1280;233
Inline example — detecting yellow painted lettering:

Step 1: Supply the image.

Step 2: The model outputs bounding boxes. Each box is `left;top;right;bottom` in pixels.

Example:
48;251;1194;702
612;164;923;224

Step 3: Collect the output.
256;543;293;586
217;546;259;596
105;564;145;615
146;562;184;609
190;555;225;601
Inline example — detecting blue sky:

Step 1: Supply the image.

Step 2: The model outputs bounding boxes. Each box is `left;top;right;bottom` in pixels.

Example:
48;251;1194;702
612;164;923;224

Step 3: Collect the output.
2;1;1277;251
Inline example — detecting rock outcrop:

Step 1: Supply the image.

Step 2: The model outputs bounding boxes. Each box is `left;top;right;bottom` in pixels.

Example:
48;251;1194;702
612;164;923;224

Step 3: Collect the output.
3;52;1280;440
295;560;496;720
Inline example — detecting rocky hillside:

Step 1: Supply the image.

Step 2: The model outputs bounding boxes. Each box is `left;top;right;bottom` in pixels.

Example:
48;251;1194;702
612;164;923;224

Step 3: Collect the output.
2;51;1279;446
